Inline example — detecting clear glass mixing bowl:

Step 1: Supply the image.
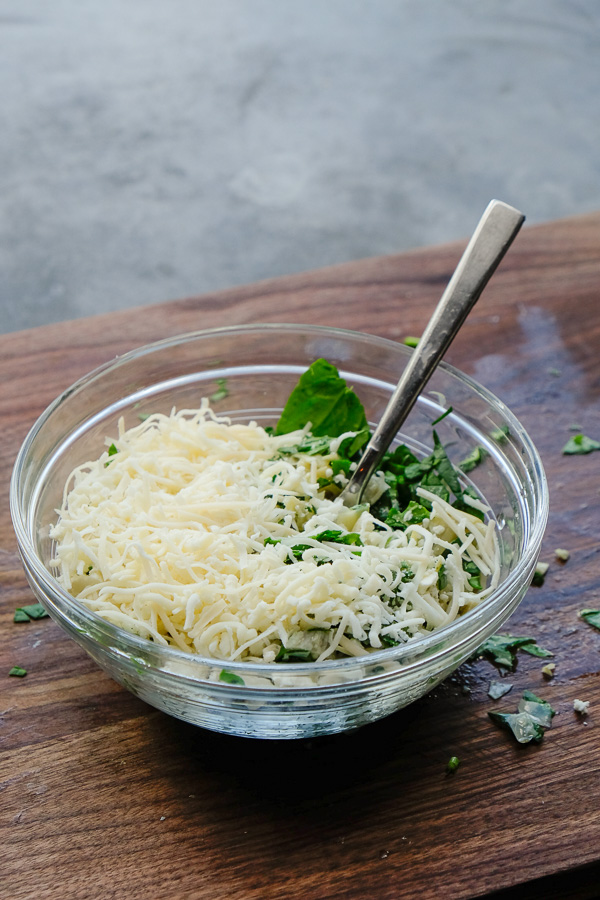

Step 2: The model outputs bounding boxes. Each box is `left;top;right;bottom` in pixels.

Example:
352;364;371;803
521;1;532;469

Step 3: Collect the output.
10;324;548;739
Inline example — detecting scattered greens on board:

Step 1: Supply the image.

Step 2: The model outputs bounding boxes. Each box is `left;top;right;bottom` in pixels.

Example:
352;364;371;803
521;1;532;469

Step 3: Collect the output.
580;609;600;631
13;603;49;623
488;690;556;744
9;666;27;678
488;680;513;700
476;633;554;669
562;433;600;455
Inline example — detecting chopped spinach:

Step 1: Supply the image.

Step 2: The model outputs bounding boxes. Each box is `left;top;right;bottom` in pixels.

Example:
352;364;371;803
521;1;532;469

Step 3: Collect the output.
431;406;453;426
488;680;513;700
209;378;229;403
314;530;363;546
219;669;245;685
14;603;49;623
459;446;488;473
580;609;600;631
104;443;119;466
9;666;27;677
476;633;553;669
275;646;315;663
275;359;368;448
488;690;556;744
562;433;600;455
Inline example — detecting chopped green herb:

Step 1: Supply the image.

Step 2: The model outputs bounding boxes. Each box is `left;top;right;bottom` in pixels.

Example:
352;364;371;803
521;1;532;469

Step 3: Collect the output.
138;412;151;422
21;603;48;620
314;530;363;546
104;443;119;466
580;609;600;631
488;691;556;744
275;646;314;663
385;501;430;530
14;602;49;623
9;666;27;677
275;359;368;448
562;433;600;455
13;609;32;623
219;669;245;685
476;633;553;669
209;378;229;403
403;336;420;348
431;407;453;426
520;642;554;659
532;561;549;587
488;680;513;700
548;367;561;377
446;756;461;773
490;425;510;443
459;446;488;473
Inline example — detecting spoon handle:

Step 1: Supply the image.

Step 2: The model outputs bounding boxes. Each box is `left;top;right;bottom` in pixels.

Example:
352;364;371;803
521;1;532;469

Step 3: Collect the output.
341;199;525;506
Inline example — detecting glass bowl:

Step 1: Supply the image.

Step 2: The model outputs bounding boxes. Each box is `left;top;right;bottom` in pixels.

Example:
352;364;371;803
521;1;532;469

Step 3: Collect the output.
10;324;548;739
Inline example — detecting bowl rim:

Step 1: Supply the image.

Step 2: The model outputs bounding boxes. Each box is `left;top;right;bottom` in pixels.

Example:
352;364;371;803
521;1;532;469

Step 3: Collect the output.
10;322;549;681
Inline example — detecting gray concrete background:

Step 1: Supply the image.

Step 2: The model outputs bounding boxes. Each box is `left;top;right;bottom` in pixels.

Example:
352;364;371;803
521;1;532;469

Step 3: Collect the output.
1;1;599;334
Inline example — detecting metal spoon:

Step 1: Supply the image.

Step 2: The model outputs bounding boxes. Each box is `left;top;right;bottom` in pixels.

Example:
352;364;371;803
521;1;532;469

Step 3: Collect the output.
339;199;525;507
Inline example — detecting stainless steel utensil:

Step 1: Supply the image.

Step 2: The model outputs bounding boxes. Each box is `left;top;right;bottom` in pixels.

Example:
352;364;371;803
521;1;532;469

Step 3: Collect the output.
340;199;525;506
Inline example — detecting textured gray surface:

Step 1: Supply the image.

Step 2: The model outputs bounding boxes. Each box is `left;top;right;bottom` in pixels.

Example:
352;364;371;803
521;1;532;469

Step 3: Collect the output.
2;0;599;334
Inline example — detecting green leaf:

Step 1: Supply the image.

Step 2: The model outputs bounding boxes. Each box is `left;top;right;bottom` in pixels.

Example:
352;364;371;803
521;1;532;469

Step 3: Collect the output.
9;666;27;677
580;609;600;631
275;646;314;663
403;336;420;348
209;378;229;403
278;434;333;456
13;608;32;623
520;642;554;659
219;669;245;685
562;433;600;455
275;359;368;438
488;710;546;744
104;443;119;467
386;501;430;530
314;530;363;546
488;680;513;700
446;756;461;773
431;406;453;427
459;446;488;473
490;425;510;443
518;690;556;727
476;633;552;669
20;602;49;620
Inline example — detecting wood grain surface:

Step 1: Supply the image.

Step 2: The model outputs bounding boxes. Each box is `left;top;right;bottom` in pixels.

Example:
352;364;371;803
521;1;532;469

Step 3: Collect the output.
2;212;600;900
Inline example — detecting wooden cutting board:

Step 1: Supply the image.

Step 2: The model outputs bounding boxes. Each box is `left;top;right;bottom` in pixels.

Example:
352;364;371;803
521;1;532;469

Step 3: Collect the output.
2;212;600;900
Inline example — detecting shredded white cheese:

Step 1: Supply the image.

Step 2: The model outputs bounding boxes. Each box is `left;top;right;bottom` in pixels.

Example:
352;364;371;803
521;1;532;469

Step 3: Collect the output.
49;404;500;663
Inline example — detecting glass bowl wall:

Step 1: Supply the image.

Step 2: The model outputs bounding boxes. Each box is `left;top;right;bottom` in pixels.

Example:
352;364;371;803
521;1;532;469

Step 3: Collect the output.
11;324;548;739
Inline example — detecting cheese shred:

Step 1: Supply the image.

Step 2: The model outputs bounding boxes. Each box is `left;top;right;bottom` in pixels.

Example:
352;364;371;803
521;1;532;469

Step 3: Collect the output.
49;405;500;663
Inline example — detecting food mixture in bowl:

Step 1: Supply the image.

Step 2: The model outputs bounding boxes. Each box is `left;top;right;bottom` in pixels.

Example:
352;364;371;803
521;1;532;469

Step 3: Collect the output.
49;359;500;664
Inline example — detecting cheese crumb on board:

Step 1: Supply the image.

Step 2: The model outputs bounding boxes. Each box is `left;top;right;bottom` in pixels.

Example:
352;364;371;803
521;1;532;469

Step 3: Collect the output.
49;405;500;663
